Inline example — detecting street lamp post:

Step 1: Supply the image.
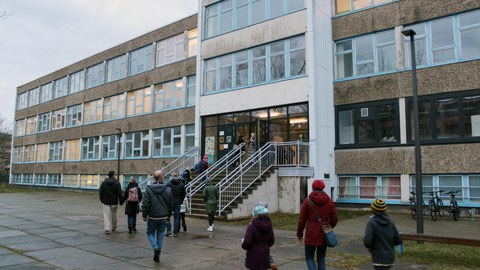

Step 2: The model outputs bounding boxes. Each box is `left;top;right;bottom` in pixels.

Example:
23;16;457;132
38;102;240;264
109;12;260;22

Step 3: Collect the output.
402;29;423;234
115;128;122;180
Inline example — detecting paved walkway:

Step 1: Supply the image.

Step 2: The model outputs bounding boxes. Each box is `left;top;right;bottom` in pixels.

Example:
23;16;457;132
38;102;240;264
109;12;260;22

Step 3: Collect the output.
0;191;479;269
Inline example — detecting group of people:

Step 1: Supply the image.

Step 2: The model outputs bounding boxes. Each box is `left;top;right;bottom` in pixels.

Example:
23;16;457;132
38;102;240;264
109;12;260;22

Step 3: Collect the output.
101;171;402;269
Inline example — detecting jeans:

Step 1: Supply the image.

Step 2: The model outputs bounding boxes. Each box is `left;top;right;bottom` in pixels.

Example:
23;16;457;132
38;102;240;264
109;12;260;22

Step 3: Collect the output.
146;219;167;250
172;204;181;234
305;244;327;270
127;215;136;229
102;204;118;231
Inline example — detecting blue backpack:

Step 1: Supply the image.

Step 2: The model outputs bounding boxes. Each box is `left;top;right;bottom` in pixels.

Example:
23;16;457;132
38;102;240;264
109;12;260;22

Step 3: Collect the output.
194;162;201;173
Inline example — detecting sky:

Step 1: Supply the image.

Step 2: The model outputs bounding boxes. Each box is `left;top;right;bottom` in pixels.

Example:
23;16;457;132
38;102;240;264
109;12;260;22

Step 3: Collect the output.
0;0;198;124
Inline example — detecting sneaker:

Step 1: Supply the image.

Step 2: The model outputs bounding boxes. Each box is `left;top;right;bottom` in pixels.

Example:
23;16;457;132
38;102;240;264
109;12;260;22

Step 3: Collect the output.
207;226;213;232
165;230;172;236
174;233;178;237
105;230;110;235
271;263;278;270
112;226;117;232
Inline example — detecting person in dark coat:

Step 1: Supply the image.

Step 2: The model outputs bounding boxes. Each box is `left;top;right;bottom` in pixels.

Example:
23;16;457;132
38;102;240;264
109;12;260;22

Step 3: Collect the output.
364;199;402;270
166;174;186;237
241;204;275;270
203;178;218;231
234;135;246;167
99;170;124;235
297;179;338;270
123;177;143;234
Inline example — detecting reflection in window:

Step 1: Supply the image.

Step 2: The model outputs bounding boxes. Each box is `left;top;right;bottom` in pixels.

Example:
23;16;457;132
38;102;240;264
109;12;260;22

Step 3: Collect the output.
69;70;85;94
459;9;480;59
84;99;102;124
82;137;100;160
125;131;150;158
106;54;127;82
129;45;153;76
253;46;266;84
86;63;104;89
360;176;377;199
53;76;67;99
127;87;152;116
435;98;459;139
65;139;81;161
463;95;480;137
103;94;125;121
156;33;185;67
431;17;455;63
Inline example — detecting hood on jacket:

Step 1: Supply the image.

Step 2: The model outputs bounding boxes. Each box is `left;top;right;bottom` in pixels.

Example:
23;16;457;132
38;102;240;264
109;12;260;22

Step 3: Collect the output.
205;178;213;186
148;182;168;194
252;216;273;233
371;212;392;226
104;177;118;186
169;177;181;185
308;190;331;206
127;182;138;188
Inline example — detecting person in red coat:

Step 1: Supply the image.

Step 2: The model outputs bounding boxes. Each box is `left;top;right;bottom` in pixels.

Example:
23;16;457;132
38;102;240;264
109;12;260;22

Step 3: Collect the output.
296;179;338;270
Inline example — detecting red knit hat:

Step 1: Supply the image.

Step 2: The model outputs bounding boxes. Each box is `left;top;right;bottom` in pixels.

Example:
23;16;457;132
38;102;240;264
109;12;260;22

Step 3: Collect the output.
203;155;209;161
312;179;325;191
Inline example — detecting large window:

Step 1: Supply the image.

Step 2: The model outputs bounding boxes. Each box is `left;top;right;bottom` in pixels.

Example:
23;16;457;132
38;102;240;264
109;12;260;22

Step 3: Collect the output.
154;79;185;111
204;35;305;94
84;99;102;124
187;29;198;57
205;0;305;38
69;70;85;94
102;134;119;160
40;82;52;103
86;62;105;89
66;104;83;127
13;146;23;163
82;137;100;160
127;87;152;116
47;174;61;186
460;10;480;59
26;116;37;135
337;100;398;147
53;76;68;99
106;54;127;82
15;119;25;137
125;131;150;158
28;88;40;107
80;175;99;189
334;0;394;15
338;175;401;200
187;75;196;106
51;108;66;130
185;124;195;151
407;91;480;142
156;33;185;67
17;92;28;110
63;174;79;187
38;112;50;133
36;143;49;162
470;176;480;203
152;127;181;157
24;145;35;163
129;45;153;76
103;93;125;121
65;139;81;161
49;141;64;162
35;174;47;185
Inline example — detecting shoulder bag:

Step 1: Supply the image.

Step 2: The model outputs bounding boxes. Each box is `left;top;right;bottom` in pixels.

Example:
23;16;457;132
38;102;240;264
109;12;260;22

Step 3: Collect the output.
308;197;337;248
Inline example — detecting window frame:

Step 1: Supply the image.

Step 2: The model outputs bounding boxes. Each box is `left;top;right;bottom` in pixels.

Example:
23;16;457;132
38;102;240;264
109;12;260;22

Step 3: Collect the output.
68;69;86;94
129;44;153;76
49;141;64;162
106;54;127;83
125;131;150;159
102;134;119;160
65;139;81;161
66;104;83;127
86;62;105;89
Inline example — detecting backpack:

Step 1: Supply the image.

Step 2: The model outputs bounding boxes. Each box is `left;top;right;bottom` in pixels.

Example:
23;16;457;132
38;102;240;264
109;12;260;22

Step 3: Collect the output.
181;169;191;184
194;162;201;173
127;187;139;203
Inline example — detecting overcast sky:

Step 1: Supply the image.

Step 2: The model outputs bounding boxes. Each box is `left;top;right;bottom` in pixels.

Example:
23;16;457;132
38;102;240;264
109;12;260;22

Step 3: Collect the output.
0;0;198;124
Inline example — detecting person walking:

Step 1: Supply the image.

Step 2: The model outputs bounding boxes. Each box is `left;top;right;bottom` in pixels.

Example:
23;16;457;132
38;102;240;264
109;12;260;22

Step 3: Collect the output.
203;178;219;231
166;173;186;237
123;177;142;234
364;199;403;270
241;204;275;270
142;170;173;263
296;179;338;270
248;133;256;158
235;135;246;167
99;170;124;235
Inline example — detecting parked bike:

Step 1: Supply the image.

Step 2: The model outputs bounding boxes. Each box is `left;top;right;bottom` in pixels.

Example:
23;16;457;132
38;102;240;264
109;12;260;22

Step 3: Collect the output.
445;190;460;221
425;190;445;221
409;191;428;220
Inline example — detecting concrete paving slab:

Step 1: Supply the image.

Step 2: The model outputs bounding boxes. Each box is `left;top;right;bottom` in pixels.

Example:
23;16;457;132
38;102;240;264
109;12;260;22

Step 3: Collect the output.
0;262;61;270
76;242;152;260
0;235;47;245
25;246;94;261
24;227;70;235
6;222;53;230
40;231;88;241
0;229;28;238
0;253;36;267
45;254;119;269
0;247;14;255
55;235;108;246
9;239;65;252
76;261;148;270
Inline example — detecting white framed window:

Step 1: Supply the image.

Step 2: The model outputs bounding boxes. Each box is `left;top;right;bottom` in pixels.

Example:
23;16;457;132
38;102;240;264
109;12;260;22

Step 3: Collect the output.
26;116;37;135
379;176;401;199
205;59;217;93
15;119;26;137
40;82;52;103
106;54;127;82
65;139;81;161
152;127;181;157
469;176;480;203
334;0;394;15
186;75;196;106
185;124;195;151
431;16;456;63
63;174;79;187
11;174;22;184
154;79;185;112
187;29;198;57
252;45;267;84
66;104;83;127
127;87;152;116
13;146;23;163
53;76;68;99
37;112;51;133
156;33;185;67
51;108;66;130
24;145;36;163
235;51;249;87
82;137;100;160
35;143;49;162
125;131;150;158
103;93;126;121
23;174;33;184
86;62;105;89
47;174;61;186
49;141;64;162
80;175;99;188
220;55;233;90
102;134;119;160
129;45;153;76
28;87;40;107
84;99;102;124
289;36;306;76
35;174;47;185
459;9;480;59
17;92;28;110
69;70;85;94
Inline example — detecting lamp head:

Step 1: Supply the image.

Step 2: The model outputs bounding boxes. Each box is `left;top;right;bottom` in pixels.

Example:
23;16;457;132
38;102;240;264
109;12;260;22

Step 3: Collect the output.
402;29;416;37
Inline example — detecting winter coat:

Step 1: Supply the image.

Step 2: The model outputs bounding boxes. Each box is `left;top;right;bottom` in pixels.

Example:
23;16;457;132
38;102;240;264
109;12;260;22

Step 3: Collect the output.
241;216;275;270
141;182;173;219
202;180;218;215
123;182;143;216
99;177;123;206
167;177;186;206
296;190;338;246
364;213;402;267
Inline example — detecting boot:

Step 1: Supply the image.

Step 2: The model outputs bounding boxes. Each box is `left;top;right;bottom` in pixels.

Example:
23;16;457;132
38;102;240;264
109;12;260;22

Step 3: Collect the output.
132;225;137;233
153;249;160;262
182;224;187;232
128;227;132;234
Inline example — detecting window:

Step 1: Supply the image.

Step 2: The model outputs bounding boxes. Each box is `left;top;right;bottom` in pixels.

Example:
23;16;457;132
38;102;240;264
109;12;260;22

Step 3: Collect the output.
289;36;306;76
26;116;37;135
24;145;35;163
407;91;480;142
66;104;83;127
17;92;28;110
47;174;61;186
11;174;22;184
338;175;400;200
470;176;480;203
127;87;152;116
103;94;126;121
337;100;398;146
13;146;23;163
49;141;64;162
28;88;40;107
125;131;150;158
156;33;185;67
459;9;480;59
410;175;434;194
36;143;49;162
152;127;181;157
235;51;249;87
334;0;394;15
84;99;102;124
186;75;196;106
69;70;85;94
102;134;119;160
23;174;33;184
270;40;285;80
86;62;104;89
37;112;50;133
65;139;81;161
106;54;127;82
252;0;266;24
53;76;68;99
40;82;52;103
154;79;185;111
63;174;79;187
35;174;47;185
221;0;233;34
220;55;233;90
129;45;153;76
439;175;463;201
15;119;26;137
51;108;66;129
336;40;353;78
80;175;99;189
379;176;401;199
187;29;198;57
376;30;396;72
82;137;100;160
361;176;381;199
252;45;267;84
236;0;248;29
185;124;195;150
205;59;217;93
123;175;148;188
431;17;456;63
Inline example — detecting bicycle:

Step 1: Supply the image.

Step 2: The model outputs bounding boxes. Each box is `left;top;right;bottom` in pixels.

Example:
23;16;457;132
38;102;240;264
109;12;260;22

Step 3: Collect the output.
445;190;460;221
425;190;445;221
409;191;428;220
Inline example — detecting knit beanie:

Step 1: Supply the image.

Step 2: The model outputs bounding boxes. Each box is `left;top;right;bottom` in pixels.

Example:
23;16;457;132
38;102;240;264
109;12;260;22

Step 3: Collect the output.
371;199;387;213
252;205;268;217
312;179;325;191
